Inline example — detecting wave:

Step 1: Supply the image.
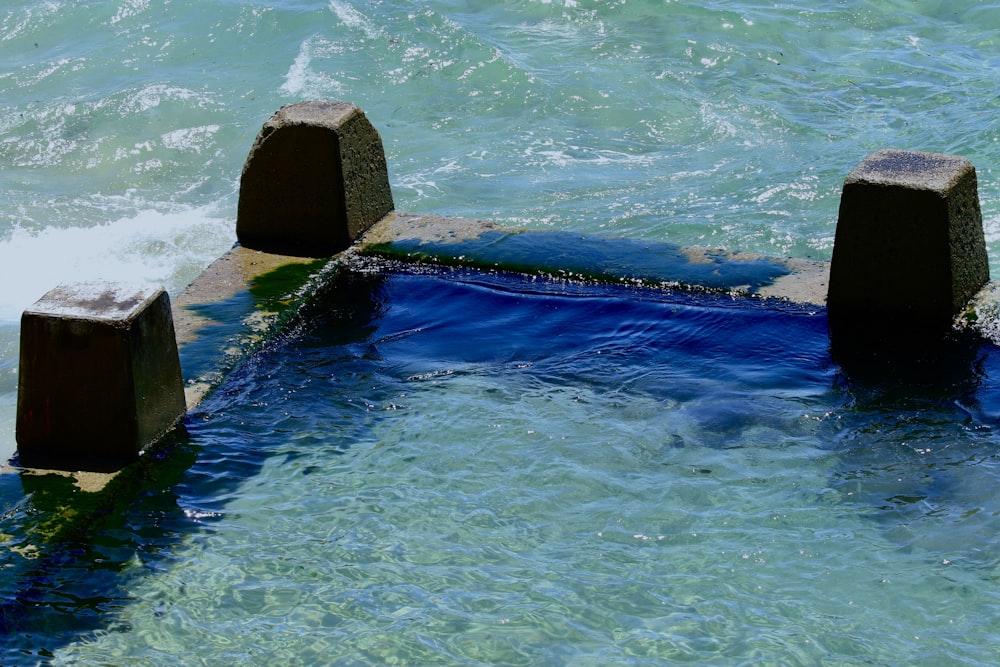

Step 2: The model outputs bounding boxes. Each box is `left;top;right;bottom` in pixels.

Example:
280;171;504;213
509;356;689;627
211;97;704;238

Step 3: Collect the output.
0;205;233;324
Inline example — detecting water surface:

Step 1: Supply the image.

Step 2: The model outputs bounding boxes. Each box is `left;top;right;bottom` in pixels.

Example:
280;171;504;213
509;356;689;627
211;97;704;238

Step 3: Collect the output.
2;1;1000;663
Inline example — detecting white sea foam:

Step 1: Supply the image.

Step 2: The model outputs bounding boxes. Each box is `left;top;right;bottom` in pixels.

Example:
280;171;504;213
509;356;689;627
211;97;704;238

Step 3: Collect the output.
281;36;347;98
160;125;221;153
524;139;656;169
110;0;150;25
750;178;820;205
983;212;1000;246
2;83;219;170
328;0;381;40
0;0;63;43
127;83;212;114
0;206;232;324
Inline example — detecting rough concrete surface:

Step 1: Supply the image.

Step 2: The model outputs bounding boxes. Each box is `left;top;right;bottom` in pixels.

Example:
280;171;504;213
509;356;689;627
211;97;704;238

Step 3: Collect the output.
829;148;989;324
16;283;186;472
236;101;394;256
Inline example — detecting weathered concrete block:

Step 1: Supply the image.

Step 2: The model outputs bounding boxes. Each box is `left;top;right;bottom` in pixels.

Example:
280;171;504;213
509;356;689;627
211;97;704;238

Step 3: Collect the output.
828;148;989;326
16;282;186;471
237;100;394;256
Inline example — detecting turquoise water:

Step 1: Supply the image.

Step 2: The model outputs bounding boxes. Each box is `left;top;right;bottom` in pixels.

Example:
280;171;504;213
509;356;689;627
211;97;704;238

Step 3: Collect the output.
2;0;1000;663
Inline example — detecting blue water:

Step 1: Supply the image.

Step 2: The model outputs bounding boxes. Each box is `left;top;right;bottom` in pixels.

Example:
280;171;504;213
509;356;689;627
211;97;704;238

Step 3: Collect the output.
2;0;1000;663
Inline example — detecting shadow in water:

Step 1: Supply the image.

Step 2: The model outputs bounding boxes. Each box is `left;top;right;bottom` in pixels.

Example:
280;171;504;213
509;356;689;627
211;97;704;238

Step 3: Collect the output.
830;321;987;402
0;430;197;663
826;318;1000;571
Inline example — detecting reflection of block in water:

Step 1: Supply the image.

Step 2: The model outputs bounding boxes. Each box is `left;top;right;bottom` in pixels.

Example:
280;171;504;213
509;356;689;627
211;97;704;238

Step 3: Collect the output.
16;282;186;471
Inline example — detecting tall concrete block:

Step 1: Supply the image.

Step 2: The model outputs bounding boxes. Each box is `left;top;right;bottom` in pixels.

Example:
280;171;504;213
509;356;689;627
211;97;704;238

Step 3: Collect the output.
828;148;989;326
237;100;394;257
16;282;186;471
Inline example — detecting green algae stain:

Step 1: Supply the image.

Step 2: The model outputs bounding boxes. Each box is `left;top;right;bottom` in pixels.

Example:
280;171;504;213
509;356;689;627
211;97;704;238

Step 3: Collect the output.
179;257;334;389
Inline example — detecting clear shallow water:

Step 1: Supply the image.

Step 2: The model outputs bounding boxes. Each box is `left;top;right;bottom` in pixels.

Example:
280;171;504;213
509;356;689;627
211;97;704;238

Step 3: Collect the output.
1;0;1000;663
10;267;994;665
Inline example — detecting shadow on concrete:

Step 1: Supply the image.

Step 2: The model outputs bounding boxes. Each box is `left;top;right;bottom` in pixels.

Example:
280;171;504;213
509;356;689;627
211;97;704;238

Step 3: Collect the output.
365;230;792;293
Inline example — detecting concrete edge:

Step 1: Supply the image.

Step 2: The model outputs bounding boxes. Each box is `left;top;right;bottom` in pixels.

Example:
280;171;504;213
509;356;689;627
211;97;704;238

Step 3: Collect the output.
354;211;831;306
170;245;332;408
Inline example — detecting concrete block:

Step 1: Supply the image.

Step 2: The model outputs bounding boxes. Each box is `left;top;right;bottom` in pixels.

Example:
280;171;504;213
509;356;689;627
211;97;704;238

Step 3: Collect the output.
828;148;989;326
237;100;394;257
16;282;186;471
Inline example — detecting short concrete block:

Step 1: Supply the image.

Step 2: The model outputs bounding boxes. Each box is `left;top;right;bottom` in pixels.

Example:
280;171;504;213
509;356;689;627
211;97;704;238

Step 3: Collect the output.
828;148;989;325
237;100;394;257
16;282;186;471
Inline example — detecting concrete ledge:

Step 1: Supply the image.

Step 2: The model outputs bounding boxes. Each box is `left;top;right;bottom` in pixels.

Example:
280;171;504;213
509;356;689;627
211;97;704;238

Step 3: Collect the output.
171;246;332;408
351;211;830;305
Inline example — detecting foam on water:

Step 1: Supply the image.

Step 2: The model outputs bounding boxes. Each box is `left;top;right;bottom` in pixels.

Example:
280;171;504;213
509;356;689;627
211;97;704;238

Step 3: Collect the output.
0;207;231;324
